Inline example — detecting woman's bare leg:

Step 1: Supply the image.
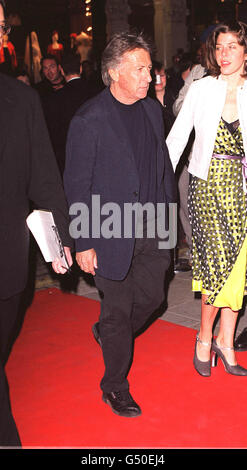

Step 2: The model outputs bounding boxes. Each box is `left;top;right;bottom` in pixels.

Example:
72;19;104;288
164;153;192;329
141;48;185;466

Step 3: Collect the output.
197;294;219;361
216;307;239;365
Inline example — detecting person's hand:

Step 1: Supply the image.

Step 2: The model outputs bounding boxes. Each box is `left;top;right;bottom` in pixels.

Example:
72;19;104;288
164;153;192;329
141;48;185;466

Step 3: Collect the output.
52;246;73;274
76;249;98;276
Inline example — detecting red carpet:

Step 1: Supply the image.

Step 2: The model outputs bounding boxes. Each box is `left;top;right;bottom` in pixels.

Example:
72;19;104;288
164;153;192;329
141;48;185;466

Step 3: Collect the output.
5;288;247;448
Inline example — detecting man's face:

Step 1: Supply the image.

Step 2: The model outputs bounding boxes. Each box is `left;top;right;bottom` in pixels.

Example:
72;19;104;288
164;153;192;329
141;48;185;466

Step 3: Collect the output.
110;48;152;104
0;5;5;49
42;59;61;83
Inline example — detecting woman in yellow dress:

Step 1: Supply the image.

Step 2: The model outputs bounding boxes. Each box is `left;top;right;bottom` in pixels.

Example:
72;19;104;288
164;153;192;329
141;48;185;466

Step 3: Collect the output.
166;20;247;377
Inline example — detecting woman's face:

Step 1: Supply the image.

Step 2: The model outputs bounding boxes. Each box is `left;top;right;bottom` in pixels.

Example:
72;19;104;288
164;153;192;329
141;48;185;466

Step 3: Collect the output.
215;32;247;77
154;67;166;92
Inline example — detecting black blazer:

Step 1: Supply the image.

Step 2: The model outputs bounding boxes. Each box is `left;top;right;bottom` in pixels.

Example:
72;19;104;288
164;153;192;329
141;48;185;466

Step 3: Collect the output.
42;77;93;175
64;87;176;281
0;73;72;299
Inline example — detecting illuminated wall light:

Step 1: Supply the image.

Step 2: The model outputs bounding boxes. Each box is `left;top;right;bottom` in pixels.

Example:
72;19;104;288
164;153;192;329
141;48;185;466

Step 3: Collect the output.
87;26;92;32
86;11;92;16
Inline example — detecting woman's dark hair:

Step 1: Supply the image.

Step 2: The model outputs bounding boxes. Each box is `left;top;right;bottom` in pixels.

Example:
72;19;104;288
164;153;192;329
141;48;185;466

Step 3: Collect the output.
152;60;164;73
101;30;153;86
206;20;247;77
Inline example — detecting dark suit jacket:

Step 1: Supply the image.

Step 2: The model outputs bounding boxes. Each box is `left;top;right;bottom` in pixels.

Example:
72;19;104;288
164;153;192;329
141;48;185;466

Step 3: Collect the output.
64;87;176;281
41;77;94;175
0;73;72;299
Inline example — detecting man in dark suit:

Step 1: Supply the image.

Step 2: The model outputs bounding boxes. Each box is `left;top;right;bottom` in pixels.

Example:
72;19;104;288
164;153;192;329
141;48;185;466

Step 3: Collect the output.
0;1;72;446
64;31;176;418
44;53;94;175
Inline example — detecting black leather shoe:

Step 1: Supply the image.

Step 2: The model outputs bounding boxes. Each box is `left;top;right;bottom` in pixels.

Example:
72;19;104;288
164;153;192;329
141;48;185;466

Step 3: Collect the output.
234;328;247;351
102;390;142;417
92;322;102;348
193;333;211;377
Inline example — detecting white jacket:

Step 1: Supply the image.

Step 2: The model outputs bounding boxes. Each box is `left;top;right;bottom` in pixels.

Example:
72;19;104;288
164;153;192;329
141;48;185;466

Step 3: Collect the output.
166;75;247;192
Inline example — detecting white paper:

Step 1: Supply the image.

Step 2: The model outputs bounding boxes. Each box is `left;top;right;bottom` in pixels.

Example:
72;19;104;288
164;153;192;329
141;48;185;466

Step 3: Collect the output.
26;210;69;269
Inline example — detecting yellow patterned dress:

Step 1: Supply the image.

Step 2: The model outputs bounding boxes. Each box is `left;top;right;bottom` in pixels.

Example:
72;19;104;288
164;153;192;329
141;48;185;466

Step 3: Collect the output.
188;117;247;310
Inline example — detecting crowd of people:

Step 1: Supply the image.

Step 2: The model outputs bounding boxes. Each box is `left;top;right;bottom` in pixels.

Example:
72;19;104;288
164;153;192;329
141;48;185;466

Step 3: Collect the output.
0;23;104;175
1;0;247;448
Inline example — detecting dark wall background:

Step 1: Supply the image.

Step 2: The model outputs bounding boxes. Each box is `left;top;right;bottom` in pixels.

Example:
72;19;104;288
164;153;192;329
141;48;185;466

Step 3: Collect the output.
4;0;247;73
6;0;70;65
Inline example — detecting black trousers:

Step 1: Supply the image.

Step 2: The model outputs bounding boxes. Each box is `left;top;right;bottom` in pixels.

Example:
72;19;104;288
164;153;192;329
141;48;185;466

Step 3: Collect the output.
94;234;171;393
0;294;22;447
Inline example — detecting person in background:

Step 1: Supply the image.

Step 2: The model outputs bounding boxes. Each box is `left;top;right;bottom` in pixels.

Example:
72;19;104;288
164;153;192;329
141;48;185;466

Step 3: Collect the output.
151;55;193;139
34;55;66;143
35;55;65;100
0;32;17;75
166;52;193;105
0;0;73;446
151;60;167;104
41;54;65;91
166;47;185;80
81;59;105;96
45;53;92;175
151;57;193;272
47;30;64;63
167;20;247;378
171;34;211;271
172;31;210;117
149;61;174;138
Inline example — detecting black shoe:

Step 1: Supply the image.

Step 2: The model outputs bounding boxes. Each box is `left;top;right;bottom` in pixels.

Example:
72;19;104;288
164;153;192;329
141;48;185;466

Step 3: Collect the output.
102;390;142;417
92;322;102;348
193;332;211;377
234;328;247;351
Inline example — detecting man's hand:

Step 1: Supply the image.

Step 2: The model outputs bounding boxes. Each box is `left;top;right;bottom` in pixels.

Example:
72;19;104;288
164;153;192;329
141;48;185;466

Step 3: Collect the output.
76;248;98;276
52;246;73;274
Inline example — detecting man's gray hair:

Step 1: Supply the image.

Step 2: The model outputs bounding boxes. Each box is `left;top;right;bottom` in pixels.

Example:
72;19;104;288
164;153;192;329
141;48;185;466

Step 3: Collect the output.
101;30;153;87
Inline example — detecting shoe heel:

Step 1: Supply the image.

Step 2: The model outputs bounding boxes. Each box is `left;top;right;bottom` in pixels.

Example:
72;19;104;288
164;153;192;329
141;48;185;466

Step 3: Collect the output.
211;351;218;368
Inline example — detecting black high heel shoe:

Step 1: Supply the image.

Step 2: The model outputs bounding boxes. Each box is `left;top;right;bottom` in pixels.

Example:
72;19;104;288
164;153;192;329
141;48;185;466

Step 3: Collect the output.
211;339;247;376
193;333;212;377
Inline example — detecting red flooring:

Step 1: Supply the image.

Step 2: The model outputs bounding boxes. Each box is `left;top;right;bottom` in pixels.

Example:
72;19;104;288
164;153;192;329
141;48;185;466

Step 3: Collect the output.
5;288;247;449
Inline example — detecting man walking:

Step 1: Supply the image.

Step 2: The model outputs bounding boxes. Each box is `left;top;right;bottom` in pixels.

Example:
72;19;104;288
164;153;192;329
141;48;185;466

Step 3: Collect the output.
64;32;176;417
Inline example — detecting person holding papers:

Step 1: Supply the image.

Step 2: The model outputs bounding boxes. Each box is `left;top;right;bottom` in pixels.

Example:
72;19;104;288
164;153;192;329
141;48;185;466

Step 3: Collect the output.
0;0;72;447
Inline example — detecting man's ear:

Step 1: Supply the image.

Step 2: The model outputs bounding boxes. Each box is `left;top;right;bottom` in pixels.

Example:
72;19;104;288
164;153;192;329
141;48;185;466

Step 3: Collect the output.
108;67;119;83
